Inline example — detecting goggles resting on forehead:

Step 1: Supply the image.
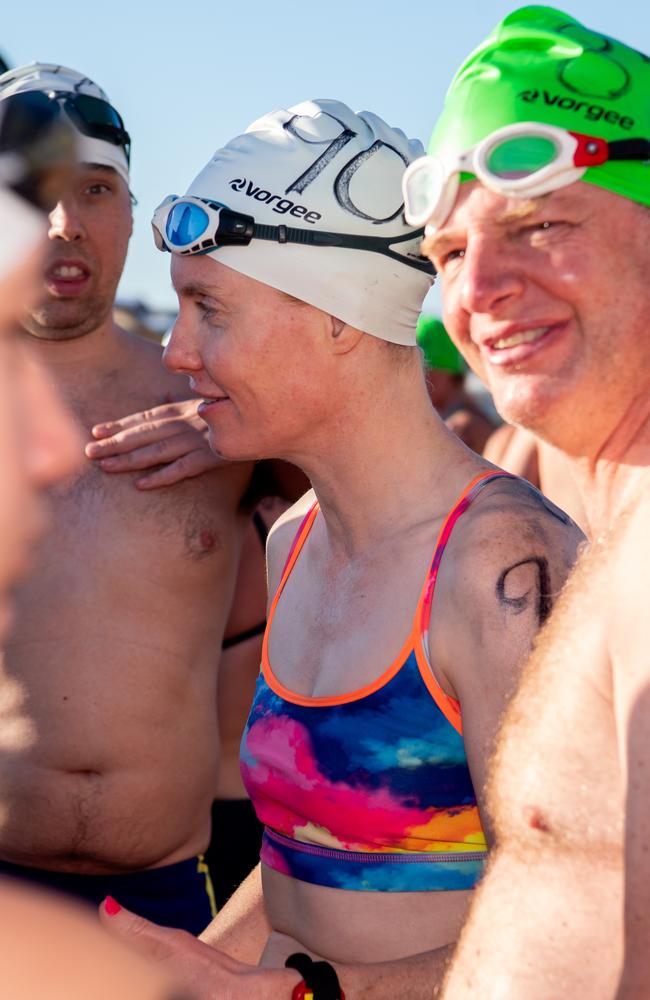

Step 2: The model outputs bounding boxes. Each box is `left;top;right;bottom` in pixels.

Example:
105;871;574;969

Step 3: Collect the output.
1;88;130;165
152;194;434;275
403;121;650;232
0;89;77;210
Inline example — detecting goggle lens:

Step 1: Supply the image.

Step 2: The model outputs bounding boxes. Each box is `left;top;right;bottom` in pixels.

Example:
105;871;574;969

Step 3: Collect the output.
73;94;124;131
485;135;559;180
403;157;446;226
166;202;210;246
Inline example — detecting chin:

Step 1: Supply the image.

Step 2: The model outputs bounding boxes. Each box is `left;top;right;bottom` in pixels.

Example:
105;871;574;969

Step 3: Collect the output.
206;428;265;463
490;374;561;437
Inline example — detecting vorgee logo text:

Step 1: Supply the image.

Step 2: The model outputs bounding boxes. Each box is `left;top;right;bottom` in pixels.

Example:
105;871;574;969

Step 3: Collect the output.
229;178;322;223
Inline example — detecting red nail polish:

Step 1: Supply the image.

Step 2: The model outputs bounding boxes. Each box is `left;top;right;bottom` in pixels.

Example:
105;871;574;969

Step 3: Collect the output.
104;895;122;916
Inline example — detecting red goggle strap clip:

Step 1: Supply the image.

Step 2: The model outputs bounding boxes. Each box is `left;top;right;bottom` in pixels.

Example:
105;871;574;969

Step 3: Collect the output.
570;132;609;167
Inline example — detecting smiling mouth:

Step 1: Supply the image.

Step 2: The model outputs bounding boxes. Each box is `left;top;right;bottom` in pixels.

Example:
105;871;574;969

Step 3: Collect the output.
491;327;550;350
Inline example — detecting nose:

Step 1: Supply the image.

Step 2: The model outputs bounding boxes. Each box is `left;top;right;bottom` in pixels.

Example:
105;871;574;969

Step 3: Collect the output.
458;233;526;317
48;195;86;243
162;309;203;376
18;347;83;487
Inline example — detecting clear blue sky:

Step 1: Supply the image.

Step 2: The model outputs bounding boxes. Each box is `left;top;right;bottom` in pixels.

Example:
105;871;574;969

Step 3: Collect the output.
5;0;649;310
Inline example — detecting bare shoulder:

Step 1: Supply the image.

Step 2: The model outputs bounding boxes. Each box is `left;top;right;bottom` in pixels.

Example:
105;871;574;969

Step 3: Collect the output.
460;475;584;606
116;327;189;401
266;489;316;594
482;423;540;484
435;475;585;668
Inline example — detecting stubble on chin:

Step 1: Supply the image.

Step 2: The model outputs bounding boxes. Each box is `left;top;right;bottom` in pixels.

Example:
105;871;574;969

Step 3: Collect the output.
22;295;114;342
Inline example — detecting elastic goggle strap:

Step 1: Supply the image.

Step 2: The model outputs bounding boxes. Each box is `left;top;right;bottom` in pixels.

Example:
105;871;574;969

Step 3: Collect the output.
403;122;650;230
47;90;130;163
153;195;434;275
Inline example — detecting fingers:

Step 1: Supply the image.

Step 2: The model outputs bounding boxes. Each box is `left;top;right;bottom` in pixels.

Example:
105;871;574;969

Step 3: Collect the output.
86;420;196;460
90;431;210;474
100;897;190;963
91;400;201;441
135;450;225;490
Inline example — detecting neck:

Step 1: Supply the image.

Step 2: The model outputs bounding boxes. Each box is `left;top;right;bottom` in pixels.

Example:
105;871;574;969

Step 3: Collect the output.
20;314;128;371
566;391;650;536
287;371;470;558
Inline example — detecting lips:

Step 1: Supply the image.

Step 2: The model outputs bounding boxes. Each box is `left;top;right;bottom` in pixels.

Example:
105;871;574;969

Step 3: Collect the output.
44;258;92;297
479;321;567;367
197;395;230;419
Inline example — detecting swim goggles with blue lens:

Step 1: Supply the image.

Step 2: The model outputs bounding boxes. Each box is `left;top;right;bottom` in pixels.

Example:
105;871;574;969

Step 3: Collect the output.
402;121;650;232
151;194;434;274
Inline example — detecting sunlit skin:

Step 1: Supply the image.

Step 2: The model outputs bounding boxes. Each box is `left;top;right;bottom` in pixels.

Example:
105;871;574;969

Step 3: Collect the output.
97;252;583;1000
1;161;263;887
165;255;341;466
0;242;81;641
423;182;650;460
420;181;650;997
24;162;132;341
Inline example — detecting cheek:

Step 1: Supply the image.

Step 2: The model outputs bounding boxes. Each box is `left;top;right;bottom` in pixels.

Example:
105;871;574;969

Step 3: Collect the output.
441;294;486;378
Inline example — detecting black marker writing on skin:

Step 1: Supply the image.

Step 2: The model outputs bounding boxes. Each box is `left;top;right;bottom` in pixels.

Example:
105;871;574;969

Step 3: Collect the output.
496;557;552;627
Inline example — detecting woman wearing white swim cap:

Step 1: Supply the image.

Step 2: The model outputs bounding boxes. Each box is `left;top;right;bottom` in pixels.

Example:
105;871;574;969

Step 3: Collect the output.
101;99;582;999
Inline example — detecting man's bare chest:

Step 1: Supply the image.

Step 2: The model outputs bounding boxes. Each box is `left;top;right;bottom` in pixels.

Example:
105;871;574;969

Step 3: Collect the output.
492;545;624;855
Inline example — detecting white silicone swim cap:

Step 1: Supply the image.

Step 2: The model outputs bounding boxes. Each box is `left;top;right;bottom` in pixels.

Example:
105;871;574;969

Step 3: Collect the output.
0;63;130;186
187;99;434;345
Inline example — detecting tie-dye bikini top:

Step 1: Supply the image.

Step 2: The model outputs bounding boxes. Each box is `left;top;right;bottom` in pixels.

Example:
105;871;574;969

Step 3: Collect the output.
241;471;511;892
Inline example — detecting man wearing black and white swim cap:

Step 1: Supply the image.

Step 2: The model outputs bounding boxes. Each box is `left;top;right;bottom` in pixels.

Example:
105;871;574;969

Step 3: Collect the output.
0;62;287;937
98;97;581;1000
0;66;80;646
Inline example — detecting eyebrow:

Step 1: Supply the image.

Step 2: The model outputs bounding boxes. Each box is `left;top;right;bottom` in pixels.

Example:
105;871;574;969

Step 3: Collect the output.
81;163;119;176
422;197;552;257
175;281;222;300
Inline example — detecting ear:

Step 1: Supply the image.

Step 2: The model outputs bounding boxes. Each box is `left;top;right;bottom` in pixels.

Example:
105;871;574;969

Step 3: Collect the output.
328;316;365;356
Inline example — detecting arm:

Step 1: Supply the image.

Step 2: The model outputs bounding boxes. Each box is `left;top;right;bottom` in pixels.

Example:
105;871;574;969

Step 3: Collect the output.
103;893;454;999
611;499;650;998
431;478;584;838
200;864;271;962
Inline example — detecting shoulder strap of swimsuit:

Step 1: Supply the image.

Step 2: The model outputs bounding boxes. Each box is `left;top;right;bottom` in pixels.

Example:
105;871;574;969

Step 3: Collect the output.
418;470;515;637
264;500;319;635
410;470;516;735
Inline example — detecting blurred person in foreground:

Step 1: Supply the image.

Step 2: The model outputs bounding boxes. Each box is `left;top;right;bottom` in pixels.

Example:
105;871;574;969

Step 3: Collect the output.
0;79;187;1000
417;313;496;452
0;62;300;933
403;5;650;996
97;97;581;1000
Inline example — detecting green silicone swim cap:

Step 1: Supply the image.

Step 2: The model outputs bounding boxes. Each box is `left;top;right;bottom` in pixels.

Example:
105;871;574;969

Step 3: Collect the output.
416;315;466;374
428;5;650;207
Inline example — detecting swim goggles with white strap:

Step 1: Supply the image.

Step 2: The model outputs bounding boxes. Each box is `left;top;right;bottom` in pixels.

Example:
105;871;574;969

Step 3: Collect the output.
402;121;650;232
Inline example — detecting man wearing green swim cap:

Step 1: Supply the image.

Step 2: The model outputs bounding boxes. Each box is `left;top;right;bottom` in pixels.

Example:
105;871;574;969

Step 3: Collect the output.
405;6;650;998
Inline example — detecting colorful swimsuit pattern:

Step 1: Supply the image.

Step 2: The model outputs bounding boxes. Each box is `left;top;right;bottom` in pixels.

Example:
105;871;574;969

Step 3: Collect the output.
241;471;511;892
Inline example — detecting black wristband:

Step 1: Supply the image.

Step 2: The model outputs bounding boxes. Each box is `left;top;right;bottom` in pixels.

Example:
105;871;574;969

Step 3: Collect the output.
285;952;344;1000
